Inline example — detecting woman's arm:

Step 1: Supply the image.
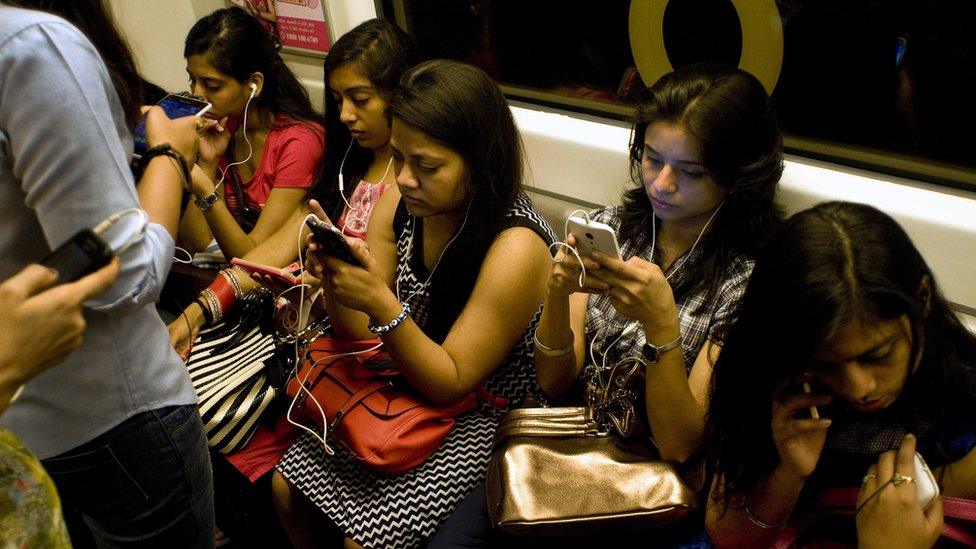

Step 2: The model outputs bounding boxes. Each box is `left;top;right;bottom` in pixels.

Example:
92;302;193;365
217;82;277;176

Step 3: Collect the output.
706;468;808;549
311;192;551;404
377;227;551;404
534;234;606;398
168;204;314;354
706;390;832;547
184;123;323;258
309;188;401;341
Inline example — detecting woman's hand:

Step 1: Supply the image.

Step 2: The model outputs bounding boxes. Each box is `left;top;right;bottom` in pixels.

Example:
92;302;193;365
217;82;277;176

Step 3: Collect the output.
188;164;218;199
143;107;199;162
587;252;676;332
195;116;230;171
312;237;397;318
547;234;607;298
856;435;943;549
0;261;119;383
168;302;204;361
770;387;832;481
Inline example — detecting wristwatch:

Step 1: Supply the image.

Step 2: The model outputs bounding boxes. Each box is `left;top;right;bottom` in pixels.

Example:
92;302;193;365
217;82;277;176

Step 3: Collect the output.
641;334;682;363
194;190;219;212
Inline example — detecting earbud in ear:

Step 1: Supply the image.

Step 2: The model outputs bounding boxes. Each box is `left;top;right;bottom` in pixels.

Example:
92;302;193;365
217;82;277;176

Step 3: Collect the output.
248;82;258;98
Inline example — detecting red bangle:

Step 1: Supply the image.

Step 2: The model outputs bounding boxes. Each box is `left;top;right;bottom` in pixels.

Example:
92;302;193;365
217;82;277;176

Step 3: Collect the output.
207;274;237;319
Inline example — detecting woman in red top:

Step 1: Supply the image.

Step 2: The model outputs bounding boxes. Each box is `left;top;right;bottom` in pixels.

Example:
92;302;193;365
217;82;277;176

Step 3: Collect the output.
178;7;323;260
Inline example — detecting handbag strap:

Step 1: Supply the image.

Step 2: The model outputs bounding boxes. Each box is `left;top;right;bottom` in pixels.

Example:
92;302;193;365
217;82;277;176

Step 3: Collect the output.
774;487;976;547
330;380;390;431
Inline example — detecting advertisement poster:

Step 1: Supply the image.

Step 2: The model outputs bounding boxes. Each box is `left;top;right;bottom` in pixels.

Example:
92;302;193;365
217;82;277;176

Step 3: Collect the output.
227;0;331;55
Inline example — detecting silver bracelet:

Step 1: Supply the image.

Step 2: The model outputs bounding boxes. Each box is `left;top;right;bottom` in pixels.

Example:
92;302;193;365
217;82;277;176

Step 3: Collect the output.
368;303;411;335
533;331;574;357
743;496;788;529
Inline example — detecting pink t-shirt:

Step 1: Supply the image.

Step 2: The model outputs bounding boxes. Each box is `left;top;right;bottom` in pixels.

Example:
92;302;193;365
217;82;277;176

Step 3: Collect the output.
223;117;324;223
336;179;392;239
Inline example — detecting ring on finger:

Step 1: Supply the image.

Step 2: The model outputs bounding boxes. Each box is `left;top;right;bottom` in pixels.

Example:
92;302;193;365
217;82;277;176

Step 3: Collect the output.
195;118;206;130
891;473;915;486
862;473;877;483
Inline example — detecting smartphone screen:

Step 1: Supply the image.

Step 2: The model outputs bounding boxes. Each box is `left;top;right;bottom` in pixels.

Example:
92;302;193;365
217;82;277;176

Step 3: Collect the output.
305;218;361;266
133;94;212;156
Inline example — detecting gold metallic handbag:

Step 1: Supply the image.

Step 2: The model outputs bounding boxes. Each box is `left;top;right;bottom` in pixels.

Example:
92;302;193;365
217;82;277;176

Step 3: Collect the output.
485;360;702;536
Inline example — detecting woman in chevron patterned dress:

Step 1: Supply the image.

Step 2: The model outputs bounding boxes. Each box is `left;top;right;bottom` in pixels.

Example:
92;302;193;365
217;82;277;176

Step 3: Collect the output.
271;60;556;548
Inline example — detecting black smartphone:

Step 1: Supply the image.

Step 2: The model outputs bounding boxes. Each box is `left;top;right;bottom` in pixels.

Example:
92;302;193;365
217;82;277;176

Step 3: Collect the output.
305;217;361;267
41;229;114;284
133;93;213;158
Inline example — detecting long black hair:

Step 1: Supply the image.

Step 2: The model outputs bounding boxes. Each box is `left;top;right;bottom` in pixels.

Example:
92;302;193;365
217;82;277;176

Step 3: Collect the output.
10;0;144;129
308;18;417;221
388;60;525;342
704;201;976;504
184;7;319;128
620;64;783;314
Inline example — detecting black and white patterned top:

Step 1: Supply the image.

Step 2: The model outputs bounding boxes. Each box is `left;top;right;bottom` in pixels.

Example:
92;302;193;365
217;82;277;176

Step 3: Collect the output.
583;206;753;374
277;193;555;549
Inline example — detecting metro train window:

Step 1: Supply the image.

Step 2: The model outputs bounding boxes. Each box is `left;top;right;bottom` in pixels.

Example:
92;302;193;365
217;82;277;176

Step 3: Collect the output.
381;0;976;189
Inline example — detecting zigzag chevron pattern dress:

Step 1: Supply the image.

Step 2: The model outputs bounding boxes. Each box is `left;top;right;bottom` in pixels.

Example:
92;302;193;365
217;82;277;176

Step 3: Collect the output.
278;194;556;548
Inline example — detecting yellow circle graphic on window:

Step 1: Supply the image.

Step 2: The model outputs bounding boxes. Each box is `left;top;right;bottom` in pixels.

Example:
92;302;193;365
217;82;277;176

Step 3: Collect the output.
629;0;784;94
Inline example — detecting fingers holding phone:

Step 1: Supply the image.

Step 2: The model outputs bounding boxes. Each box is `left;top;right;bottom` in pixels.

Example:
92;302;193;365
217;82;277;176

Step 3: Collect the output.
856;435;943;549
770;385;832;481
0;260;120;386
548;234;607;298
143;106;200;162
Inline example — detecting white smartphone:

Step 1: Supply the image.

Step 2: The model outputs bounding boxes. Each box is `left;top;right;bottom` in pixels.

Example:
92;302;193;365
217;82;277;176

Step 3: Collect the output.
914;452;939;509
566;215;622;259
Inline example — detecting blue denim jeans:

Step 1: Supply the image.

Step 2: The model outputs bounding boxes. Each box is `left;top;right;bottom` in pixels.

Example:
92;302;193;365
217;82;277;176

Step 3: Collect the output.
42;405;215;548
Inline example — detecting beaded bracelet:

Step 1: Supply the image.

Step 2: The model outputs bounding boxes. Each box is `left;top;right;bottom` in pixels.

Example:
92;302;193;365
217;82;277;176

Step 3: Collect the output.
533;331;575;357
368;303;412;335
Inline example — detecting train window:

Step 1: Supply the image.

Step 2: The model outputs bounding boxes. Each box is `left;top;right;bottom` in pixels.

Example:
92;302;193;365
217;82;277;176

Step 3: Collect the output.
381;0;976;190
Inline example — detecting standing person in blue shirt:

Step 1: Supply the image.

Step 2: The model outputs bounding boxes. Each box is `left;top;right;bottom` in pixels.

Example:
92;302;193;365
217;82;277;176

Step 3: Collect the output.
0;0;214;546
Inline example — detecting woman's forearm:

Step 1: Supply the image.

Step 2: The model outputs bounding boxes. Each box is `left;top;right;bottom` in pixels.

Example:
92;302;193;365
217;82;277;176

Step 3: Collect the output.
533;291;583;398
642;320;702;463
706;467;806;548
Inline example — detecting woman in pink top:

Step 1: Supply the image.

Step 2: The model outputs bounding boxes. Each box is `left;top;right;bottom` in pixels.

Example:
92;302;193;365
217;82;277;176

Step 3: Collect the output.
177;7;324;260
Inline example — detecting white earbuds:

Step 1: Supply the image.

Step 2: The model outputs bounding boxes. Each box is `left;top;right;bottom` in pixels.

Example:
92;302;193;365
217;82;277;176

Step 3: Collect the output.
248;82;258;99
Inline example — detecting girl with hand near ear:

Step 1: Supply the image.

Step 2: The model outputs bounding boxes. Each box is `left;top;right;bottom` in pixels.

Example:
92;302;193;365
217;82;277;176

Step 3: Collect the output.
704;202;976;548
171;7;323;259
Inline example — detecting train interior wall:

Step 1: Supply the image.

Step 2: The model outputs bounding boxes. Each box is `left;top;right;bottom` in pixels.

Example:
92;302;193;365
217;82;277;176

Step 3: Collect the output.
109;0;976;330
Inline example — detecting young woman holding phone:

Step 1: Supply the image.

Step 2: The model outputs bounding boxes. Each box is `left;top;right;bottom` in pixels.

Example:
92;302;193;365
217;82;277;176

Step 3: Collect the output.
271;60;556;549
704;202;976;548
430;63;785;546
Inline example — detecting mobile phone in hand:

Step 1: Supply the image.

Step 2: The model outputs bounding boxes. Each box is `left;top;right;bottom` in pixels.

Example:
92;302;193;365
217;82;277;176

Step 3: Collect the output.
41;229;114;284
305;217;361;267
567;215;622;259
231;258;302;287
133;93;213;157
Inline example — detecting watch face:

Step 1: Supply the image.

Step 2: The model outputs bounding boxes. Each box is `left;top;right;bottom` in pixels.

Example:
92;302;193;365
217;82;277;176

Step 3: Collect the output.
642;343;660;363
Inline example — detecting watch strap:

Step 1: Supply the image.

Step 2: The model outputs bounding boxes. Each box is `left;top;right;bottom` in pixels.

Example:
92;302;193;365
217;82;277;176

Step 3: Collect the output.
641;333;682;364
194;190;219;212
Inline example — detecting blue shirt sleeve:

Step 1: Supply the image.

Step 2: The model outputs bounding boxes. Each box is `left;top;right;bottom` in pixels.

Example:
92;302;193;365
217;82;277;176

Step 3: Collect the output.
0;19;173;312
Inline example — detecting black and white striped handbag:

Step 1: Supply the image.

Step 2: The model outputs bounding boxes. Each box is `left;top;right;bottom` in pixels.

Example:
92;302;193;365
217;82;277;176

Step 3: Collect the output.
185;289;283;454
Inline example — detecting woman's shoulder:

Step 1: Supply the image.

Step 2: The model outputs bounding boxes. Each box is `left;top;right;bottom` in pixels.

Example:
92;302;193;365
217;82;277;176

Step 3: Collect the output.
501;193;557;246
270;115;325;141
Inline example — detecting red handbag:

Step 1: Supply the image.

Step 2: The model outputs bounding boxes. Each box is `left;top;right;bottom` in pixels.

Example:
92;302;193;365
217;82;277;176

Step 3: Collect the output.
285;336;502;474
